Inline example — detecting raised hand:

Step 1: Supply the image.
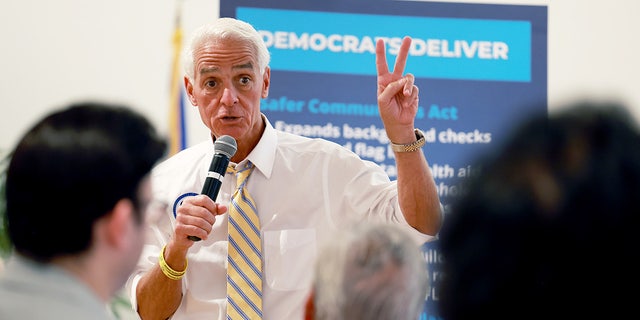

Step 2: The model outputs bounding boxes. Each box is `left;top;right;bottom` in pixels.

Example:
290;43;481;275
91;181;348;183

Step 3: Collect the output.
376;36;419;136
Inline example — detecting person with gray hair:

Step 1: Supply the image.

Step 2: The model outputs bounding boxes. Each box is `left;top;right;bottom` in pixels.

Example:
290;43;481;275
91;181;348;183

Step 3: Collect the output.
128;17;441;320
305;223;429;320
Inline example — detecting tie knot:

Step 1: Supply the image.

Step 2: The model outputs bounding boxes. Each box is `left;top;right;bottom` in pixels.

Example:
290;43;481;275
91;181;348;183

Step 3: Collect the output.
227;162;254;187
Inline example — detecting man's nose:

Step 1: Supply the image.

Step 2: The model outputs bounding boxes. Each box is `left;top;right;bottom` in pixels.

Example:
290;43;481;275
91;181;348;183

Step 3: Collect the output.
220;87;238;106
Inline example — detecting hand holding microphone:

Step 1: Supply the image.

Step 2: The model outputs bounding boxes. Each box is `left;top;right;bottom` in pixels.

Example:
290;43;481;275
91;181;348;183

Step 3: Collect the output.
187;135;237;241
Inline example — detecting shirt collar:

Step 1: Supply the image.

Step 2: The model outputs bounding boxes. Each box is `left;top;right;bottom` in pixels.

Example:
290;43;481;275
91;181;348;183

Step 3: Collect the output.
238;114;276;179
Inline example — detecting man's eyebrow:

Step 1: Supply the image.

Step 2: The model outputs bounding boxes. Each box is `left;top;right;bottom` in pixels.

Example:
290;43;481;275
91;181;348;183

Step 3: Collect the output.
233;62;254;70
199;62;254;76
200;66;219;75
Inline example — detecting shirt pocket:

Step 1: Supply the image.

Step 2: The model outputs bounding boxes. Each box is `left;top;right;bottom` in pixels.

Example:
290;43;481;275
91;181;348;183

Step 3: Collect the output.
263;228;317;291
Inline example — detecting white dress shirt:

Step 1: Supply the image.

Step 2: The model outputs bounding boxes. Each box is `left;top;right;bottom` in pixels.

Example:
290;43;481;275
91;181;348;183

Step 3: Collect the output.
127;116;433;319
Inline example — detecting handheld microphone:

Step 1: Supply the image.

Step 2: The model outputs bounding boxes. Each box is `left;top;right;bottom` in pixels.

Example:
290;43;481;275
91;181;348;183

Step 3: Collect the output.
188;135;237;241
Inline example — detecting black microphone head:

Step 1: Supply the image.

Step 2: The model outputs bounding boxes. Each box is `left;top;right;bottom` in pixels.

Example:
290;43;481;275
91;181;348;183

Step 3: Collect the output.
214;135;237;158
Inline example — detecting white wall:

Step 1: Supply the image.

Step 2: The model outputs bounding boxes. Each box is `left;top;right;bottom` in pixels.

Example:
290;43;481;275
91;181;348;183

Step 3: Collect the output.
0;0;218;155
1;0;638;154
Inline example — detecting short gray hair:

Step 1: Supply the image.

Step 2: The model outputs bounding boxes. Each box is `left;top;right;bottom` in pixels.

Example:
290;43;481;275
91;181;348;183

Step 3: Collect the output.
182;17;271;81
313;223;429;320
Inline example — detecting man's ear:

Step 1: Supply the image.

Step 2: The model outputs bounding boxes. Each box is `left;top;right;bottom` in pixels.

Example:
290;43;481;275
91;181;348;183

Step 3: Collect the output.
104;199;135;249
184;76;198;106
261;66;270;99
304;290;315;320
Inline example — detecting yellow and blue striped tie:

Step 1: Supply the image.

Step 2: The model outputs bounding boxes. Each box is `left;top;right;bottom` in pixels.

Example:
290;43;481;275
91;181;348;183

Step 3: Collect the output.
227;162;262;319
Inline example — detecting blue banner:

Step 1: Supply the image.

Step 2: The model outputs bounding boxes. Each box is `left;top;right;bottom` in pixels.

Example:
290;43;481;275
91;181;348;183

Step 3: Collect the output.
239;7;532;81
222;1;547;319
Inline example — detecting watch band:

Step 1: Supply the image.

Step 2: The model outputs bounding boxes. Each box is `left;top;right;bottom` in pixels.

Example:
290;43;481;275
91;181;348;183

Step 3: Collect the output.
390;129;426;153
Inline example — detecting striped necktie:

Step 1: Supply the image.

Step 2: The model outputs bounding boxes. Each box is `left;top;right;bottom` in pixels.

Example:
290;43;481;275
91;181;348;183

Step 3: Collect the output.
226;162;263;319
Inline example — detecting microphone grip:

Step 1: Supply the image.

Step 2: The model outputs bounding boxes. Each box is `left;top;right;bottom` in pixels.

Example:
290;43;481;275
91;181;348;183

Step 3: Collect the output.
189;154;230;242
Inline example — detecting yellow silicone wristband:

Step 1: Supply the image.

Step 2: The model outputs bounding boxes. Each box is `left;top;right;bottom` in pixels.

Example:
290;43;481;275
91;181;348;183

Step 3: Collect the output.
158;244;187;280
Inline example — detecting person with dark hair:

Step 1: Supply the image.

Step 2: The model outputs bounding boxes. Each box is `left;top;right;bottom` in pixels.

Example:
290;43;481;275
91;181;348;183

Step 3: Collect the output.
128;17;441;320
304;222;429;320
437;101;640;319
0;102;166;319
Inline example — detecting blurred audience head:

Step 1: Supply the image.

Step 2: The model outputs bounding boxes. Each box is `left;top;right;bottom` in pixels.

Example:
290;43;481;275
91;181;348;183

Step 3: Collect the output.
306;223;429;320
438;101;640;319
4;101;166;297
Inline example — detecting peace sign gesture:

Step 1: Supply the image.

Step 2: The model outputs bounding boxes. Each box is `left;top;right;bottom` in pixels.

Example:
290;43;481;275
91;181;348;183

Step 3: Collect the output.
376;36;419;142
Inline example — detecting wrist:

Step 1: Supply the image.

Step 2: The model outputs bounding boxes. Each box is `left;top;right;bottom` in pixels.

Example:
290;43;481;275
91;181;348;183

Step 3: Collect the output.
159;244;188;280
390;128;426;153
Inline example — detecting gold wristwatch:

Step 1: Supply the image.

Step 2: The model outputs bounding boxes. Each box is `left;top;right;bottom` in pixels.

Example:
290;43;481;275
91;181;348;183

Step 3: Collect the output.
390;128;426;153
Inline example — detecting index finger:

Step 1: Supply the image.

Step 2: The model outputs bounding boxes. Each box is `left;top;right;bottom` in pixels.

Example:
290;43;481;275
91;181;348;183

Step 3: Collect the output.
375;38;389;75
392;36;412;76
183;194;217;213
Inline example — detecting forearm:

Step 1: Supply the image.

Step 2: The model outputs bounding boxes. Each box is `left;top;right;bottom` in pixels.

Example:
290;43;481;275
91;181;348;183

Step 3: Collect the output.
136;244;187;320
395;149;441;236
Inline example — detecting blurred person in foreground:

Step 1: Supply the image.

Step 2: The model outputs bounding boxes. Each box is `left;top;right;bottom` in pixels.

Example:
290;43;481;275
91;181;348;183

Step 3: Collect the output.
438;101;640;319
128;17;441;320
0;102;166;319
304;222;429;320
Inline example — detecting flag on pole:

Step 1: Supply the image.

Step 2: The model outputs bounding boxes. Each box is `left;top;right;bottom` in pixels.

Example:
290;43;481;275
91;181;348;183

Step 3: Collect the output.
168;1;187;156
